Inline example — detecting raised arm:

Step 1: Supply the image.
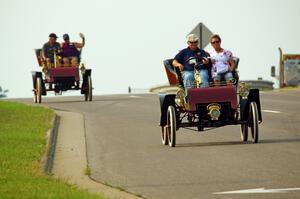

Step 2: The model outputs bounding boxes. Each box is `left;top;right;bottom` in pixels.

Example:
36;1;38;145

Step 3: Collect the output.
74;33;85;48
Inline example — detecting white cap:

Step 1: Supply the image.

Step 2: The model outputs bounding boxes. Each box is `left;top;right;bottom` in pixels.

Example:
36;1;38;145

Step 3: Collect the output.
186;34;199;42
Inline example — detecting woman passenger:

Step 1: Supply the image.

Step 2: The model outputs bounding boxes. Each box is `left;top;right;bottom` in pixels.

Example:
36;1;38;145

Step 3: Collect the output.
209;34;235;86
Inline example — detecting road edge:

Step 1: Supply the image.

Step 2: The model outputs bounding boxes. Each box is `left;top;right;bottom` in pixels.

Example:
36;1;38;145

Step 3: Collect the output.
42;113;60;174
51;110;143;199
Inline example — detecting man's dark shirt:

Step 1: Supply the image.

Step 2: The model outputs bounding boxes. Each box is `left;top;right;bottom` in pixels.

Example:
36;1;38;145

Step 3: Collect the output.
42;42;61;60
174;47;210;71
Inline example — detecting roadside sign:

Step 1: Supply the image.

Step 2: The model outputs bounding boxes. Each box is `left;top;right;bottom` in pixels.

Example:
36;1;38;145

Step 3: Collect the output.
188;23;213;49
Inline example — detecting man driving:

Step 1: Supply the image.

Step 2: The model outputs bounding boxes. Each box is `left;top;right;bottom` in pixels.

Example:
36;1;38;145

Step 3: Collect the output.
172;34;211;90
42;33;61;68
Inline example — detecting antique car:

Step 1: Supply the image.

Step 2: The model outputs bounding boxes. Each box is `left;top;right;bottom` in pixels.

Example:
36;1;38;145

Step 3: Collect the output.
159;57;262;147
31;48;92;103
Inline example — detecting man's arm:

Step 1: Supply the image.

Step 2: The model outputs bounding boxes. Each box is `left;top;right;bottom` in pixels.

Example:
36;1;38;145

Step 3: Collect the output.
201;51;210;65
173;50;184;71
74;33;85;48
172;59;184;71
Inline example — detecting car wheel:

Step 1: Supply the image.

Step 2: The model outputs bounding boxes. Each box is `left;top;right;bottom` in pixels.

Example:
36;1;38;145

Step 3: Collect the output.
85;76;92;101
249;102;259;143
240;124;248;142
161;126;168;145
33;92;37;103
167;106;176;147
36;77;42;103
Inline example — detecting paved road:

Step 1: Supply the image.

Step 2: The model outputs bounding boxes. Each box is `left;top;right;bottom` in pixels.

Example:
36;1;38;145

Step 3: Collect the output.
18;90;300;199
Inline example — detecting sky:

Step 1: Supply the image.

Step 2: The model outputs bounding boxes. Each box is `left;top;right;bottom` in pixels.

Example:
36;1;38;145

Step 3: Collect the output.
0;0;300;98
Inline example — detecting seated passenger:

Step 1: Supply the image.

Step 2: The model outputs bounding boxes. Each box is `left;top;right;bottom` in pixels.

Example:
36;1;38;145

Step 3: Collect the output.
60;33;85;67
42;33;61;68
172;34;210;91
209;34;235;86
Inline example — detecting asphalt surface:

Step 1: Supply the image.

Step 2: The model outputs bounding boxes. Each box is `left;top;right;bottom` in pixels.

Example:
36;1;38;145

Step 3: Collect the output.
17;90;300;199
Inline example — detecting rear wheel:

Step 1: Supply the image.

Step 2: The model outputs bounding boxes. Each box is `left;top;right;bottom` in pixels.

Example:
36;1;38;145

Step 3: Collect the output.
240;124;248;142
249;102;259;143
33;92;37;103
166;106;176;147
161;126;168;145
84;76;92;101
36;77;42;103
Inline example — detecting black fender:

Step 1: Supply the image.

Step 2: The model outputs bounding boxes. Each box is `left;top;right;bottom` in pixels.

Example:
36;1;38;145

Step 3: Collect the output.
84;69;91;77
31;71;46;95
159;93;176;126
240;89;262;122
81;69;92;93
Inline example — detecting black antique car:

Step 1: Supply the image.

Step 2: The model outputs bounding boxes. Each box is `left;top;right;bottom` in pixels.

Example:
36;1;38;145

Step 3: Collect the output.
159;57;262;147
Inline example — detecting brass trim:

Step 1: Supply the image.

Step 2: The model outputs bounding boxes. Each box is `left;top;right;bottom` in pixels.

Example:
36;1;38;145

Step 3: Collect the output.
207;103;221;120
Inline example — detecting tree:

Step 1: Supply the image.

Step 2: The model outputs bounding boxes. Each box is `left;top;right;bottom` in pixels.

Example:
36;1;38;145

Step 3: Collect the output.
0;86;9;98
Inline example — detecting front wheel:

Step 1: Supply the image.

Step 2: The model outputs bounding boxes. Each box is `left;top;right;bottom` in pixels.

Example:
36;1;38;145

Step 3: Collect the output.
33;92;37;103
240;124;248;142
166;106;176;147
249;102;259;143
84;76;92;101
161;126;168;145
35;77;42;103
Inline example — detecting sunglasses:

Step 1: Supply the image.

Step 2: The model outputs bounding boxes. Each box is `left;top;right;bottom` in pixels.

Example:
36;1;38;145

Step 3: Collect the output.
189;41;198;44
211;40;220;44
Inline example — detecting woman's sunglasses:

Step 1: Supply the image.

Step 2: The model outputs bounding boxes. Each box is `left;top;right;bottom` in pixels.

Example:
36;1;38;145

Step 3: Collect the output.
211;40;220;44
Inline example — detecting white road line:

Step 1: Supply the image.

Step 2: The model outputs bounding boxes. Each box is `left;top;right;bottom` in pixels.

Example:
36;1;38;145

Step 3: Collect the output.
262;109;281;114
214;187;300;194
128;95;142;98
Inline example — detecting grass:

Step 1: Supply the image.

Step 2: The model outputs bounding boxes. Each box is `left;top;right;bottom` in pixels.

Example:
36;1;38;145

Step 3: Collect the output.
0;101;107;199
84;167;91;177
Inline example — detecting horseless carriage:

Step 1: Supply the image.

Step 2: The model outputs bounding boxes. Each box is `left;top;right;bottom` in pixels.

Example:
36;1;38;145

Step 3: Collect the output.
31;49;92;103
159;57;262;147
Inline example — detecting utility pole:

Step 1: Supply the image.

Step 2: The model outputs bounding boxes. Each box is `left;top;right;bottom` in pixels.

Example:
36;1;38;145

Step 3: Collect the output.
278;47;284;88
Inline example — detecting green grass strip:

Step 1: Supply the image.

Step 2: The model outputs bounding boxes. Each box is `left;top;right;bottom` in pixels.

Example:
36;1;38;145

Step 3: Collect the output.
0;101;106;199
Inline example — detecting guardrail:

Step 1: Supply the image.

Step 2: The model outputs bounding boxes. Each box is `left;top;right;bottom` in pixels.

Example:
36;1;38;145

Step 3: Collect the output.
149;84;177;93
242;80;274;90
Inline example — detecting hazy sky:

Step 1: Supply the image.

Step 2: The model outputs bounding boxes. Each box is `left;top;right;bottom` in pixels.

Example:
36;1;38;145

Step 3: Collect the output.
1;0;300;98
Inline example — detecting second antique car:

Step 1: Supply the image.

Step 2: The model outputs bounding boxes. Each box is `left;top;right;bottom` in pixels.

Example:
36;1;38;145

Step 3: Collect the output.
31;48;92;103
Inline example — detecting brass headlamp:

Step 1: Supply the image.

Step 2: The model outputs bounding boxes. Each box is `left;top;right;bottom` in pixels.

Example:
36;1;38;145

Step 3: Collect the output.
175;86;189;110
239;82;249;99
207;103;221;120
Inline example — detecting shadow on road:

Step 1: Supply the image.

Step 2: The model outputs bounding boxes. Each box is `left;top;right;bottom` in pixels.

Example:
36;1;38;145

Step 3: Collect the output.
176;137;300;148
260;138;300;144
176;141;247;148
